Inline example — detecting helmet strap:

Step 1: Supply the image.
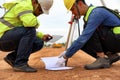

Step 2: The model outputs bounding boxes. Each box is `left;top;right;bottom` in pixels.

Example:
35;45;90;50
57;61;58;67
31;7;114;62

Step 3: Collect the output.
76;0;86;4
35;0;38;3
75;2;80;18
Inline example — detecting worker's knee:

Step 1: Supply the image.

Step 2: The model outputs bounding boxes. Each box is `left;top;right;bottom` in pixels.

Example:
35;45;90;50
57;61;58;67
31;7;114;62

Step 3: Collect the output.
32;38;44;52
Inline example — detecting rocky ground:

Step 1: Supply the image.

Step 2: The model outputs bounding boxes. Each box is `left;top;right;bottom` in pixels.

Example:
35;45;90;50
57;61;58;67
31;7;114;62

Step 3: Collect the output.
0;47;120;80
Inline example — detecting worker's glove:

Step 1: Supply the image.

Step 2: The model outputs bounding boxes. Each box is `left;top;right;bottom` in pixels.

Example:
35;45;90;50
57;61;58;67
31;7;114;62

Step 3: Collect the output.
58;51;68;66
56;56;67;67
58;51;66;58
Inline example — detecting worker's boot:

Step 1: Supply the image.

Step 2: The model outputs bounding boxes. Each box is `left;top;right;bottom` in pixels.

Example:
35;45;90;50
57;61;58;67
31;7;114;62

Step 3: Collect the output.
4;56;15;67
4;51;16;67
13;64;37;72
107;53;120;65
84;57;110;70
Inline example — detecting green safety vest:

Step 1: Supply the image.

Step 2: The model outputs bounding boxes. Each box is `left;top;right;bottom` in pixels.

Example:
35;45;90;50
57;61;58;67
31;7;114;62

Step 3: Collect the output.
0;0;44;38
84;6;120;34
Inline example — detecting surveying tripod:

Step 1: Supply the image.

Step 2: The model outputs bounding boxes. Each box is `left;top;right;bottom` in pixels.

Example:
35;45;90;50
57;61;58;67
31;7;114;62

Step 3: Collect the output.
65;15;81;66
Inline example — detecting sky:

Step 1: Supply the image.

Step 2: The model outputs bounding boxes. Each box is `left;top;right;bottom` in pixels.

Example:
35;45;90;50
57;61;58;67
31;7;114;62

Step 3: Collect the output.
0;0;120;43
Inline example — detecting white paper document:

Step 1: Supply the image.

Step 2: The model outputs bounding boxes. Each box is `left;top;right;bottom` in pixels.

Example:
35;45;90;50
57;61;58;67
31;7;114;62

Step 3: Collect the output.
41;57;73;70
48;35;63;43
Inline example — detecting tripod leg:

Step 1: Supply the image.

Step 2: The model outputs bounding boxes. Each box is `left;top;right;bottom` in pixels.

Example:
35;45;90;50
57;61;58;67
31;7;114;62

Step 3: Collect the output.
65;22;77;66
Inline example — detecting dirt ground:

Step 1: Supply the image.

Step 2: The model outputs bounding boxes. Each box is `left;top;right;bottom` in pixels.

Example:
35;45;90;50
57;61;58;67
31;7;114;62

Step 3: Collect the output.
0;47;120;80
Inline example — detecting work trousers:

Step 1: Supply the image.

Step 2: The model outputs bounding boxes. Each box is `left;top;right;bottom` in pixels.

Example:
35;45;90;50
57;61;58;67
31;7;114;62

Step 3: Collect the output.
81;26;120;58
0;27;44;66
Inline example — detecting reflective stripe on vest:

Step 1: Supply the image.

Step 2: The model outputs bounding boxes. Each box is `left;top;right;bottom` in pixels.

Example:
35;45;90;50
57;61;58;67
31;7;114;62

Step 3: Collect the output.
84;6;96;22
85;6;120;34
0;10;33;28
113;26;120;34
0;18;15;28
17;10;33;18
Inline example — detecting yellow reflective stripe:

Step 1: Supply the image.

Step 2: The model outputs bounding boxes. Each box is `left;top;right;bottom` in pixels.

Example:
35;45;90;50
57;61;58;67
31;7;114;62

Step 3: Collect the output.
85;6;96;21
113;26;120;34
36;32;44;39
0;18;15;28
17;10;33;18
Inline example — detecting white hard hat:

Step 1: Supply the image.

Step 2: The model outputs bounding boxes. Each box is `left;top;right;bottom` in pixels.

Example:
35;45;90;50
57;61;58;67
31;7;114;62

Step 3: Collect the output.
37;0;53;14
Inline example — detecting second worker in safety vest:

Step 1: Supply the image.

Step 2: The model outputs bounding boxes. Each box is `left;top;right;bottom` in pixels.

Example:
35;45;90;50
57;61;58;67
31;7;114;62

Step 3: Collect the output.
0;0;53;72
56;0;120;70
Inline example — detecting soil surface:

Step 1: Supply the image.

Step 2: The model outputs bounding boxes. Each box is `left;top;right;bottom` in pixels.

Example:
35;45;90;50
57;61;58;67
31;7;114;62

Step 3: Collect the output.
0;47;120;80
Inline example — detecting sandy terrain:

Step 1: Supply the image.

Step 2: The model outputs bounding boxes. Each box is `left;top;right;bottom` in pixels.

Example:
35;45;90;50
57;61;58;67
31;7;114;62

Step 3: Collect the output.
0;47;120;80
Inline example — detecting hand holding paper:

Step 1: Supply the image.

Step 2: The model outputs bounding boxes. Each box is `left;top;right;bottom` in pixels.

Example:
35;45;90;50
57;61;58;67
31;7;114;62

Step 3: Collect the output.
56;56;66;66
41;56;73;70
58;51;66;58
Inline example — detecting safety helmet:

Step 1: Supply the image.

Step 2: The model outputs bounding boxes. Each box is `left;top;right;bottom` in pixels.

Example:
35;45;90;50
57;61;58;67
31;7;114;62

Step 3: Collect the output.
64;0;86;11
64;0;75;11
37;0;53;14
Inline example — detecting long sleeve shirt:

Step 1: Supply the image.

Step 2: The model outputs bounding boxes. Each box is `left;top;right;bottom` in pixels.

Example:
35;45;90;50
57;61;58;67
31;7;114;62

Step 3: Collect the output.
65;6;120;58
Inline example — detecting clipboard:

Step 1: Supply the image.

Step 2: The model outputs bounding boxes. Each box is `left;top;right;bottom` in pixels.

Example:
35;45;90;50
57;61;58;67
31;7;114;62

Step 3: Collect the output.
48;35;63;43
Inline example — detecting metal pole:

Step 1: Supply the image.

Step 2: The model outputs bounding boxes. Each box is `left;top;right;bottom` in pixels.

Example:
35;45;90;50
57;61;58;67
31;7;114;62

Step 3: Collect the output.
65;15;76;50
100;0;106;6
77;19;80;36
65;21;73;50
65;17;80;51
65;15;77;66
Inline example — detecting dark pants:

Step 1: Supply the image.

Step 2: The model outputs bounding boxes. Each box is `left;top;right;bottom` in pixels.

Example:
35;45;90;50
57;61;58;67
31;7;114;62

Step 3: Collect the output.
0;27;44;66
81;27;120;58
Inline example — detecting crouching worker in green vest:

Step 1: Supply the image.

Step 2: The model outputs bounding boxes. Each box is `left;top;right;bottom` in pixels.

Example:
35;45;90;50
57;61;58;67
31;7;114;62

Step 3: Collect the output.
56;0;120;70
0;0;53;72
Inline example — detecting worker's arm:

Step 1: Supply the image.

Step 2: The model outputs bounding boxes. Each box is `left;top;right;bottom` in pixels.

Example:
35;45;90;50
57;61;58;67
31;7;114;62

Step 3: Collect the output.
65;8;107;58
